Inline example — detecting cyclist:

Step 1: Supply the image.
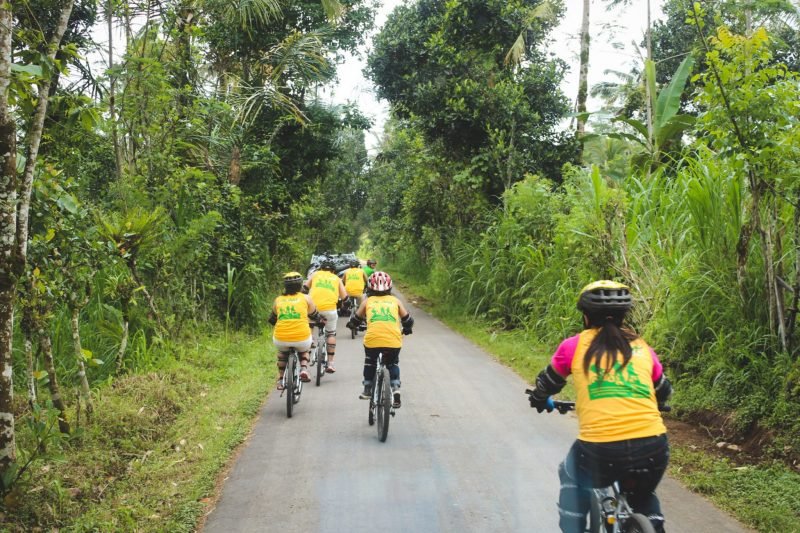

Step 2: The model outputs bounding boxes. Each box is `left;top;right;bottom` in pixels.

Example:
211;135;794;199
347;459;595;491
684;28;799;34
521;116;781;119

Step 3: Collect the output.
268;272;321;387
527;281;672;533
363;258;377;278
304;259;348;373
342;259;368;311
347;271;413;408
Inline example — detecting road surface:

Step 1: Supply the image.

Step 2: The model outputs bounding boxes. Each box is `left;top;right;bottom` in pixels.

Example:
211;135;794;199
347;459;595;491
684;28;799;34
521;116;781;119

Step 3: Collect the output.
204;292;753;532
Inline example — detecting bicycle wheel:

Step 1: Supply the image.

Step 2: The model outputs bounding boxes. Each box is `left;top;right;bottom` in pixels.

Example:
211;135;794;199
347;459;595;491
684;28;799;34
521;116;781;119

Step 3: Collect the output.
316;341;324;387
368;393;375;426
376;367;391;442
622;514;657;533
285;353;295;418
588;492;609;533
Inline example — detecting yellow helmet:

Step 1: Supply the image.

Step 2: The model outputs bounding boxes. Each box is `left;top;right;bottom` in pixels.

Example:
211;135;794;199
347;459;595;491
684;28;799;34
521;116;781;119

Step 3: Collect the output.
283;272;303;292
577;280;632;313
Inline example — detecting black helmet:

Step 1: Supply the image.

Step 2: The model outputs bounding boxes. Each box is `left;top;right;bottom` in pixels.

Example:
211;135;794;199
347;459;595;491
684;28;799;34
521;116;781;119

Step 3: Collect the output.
577;280;632;314
366;258;376;266
350;259;361;268
320;259;337;272
283;271;303;294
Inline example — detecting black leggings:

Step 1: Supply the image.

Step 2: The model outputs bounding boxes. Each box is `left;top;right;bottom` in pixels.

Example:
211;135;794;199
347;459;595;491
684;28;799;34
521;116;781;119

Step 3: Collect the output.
363;347;400;386
558;434;669;533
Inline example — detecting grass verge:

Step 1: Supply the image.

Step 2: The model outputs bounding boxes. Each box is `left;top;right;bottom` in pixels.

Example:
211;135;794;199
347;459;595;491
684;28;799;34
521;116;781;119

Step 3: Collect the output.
392;270;800;533
2;330;273;532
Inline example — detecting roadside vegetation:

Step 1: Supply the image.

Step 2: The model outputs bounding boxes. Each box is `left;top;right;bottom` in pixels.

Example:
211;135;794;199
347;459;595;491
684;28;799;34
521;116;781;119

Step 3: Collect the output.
363;1;800;531
2;0;799;530
4;332;273;531
391;273;800;532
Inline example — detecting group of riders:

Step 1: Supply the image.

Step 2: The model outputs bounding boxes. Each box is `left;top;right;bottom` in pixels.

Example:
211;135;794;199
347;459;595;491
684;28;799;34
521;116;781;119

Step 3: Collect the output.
270;262;672;533
269;258;413;409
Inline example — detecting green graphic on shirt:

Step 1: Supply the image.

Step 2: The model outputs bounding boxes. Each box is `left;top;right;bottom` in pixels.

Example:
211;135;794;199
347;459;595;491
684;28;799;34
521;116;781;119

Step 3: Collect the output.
369;305;397;323
315;278;335;291
278;305;301;320
347;272;362;281
587;359;651;400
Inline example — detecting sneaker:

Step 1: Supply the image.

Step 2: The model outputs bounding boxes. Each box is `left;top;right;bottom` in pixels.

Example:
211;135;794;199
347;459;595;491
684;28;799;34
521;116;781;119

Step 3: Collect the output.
299;369;310;382
392;390;401;408
359;385;371;400
325;362;336;373
276;379;286;391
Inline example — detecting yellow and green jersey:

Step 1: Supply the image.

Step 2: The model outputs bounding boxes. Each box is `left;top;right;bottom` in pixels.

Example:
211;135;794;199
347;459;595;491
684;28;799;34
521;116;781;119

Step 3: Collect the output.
309;271;341;311
570;329;666;442
363;295;402;349
343;267;366;297
273;294;311;342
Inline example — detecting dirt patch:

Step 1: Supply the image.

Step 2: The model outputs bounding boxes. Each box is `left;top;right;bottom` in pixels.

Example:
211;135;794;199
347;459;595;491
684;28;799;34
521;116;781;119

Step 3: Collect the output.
666;413;799;473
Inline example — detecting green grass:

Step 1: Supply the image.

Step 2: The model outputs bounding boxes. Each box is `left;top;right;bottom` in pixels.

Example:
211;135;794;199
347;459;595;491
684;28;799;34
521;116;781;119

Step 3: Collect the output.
670;447;800;533
391;267;800;533
4;330;274;532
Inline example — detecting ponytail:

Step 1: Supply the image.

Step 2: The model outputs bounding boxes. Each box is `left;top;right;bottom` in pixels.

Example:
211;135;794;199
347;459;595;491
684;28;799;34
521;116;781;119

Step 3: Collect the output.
582;313;639;376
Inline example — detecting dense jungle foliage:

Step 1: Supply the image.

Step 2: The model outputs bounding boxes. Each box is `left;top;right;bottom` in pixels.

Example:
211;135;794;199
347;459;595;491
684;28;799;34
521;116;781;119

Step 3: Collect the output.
1;0;799;528
0;0;373;517
365;0;800;462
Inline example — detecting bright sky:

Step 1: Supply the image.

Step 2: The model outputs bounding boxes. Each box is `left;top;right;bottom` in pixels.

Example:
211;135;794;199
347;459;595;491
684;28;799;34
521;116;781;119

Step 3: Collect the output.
321;0;666;152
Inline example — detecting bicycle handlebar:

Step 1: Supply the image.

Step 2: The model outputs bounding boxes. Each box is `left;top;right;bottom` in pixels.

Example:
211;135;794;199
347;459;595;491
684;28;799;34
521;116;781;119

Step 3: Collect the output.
525;389;671;414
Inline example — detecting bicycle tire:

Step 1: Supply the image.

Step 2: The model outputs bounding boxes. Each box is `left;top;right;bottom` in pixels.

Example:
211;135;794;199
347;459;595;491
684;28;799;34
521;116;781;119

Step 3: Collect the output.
588;492;604;533
376;367;391;442
285;353;295;418
589;489;614;533
316;341;324;386
622;514;657;533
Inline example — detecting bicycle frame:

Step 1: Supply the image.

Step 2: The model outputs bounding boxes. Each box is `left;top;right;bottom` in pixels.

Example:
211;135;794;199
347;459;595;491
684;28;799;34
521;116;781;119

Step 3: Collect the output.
282;348;302;418
368;351;394;442
592;482;634;533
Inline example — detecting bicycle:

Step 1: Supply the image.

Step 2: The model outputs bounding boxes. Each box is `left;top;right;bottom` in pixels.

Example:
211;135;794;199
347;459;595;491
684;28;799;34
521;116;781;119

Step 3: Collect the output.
281;348;303;418
310;321;328;386
348;298;366;339
366;350;395;442
525;395;663;533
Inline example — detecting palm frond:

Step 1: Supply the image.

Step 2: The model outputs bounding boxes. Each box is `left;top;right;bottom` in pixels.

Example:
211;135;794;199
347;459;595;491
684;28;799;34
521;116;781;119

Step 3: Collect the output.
320;0;345;22
224;0;282;32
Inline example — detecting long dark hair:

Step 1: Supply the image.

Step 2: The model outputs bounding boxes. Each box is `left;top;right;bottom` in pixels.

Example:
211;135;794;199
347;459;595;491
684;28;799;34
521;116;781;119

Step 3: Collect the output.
583;311;639;376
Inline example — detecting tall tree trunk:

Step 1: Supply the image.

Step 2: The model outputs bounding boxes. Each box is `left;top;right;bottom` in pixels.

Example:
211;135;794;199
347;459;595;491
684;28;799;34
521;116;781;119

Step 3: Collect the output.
25;336;36;407
16;0;76;260
70;306;93;417
0;0;75;480
644;0;654;146
576;0;590;136
115;319;130;374
0;2;19;479
788;197;800;353
40;328;70;435
108;0;123;180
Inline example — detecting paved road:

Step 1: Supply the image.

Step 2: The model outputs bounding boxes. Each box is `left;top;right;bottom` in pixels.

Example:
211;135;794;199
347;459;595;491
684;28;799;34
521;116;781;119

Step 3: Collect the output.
204;293;753;533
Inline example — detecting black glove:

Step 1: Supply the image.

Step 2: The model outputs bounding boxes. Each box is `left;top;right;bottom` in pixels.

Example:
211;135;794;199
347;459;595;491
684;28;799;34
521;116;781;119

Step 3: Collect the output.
268;312;277;326
402;326;413;335
527;388;554;413
654;375;673;404
347;316;362;330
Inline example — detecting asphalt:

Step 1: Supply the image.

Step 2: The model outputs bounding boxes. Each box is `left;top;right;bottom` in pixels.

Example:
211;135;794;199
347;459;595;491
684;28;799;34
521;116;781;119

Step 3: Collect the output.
203;292;754;533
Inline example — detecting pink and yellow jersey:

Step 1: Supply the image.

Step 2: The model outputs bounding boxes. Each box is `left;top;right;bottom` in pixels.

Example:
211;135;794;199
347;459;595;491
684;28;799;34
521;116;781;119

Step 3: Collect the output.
343;268;366;297
309;271;341;311
273;294;311;342
363;295;402;349
552;329;666;443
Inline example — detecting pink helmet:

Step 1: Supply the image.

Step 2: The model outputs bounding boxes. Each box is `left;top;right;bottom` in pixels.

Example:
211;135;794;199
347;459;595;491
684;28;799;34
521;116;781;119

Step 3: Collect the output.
367;271;392;292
